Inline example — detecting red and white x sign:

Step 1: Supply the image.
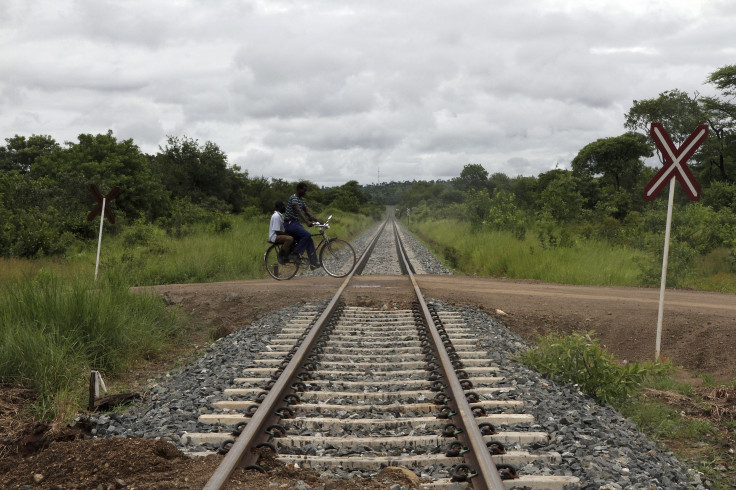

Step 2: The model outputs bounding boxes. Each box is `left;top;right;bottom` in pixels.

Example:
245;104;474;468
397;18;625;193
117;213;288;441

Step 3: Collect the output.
644;123;708;201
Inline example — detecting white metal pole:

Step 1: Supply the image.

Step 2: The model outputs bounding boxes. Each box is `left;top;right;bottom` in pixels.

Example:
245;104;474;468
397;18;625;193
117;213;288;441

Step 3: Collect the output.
655;178;676;360
94;197;106;282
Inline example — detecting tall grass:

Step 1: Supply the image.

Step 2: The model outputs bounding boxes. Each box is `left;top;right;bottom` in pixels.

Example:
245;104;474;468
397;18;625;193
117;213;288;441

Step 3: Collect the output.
102;211;376;286
410;219;644;286
0;270;178;419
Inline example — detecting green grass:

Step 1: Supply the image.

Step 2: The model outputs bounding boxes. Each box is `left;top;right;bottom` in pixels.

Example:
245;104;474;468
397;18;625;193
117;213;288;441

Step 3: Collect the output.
105;211;374;285
642;375;694;396
683;248;736;292
0;271;178;419
621;399;714;440
409;219;644;286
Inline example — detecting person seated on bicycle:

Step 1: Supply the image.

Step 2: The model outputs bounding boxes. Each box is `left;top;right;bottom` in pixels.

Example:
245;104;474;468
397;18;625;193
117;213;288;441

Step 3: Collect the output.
284;182;321;270
269;201;294;261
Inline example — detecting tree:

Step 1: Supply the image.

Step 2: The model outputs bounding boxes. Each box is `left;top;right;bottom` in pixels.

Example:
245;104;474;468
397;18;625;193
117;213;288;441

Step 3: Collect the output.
0;135;59;173
326;180;368;213
625;90;703;158
697;95;736;182
571;132;653;192
31;131;168;224
537;172;584;223
453;164;488;191
707;64;736;97
401;181;445;207
153;136;247;212
700;64;736;182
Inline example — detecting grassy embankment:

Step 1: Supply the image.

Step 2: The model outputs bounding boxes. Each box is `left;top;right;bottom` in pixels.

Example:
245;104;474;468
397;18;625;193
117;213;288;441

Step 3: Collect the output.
406;217;736;291
0;212;376;420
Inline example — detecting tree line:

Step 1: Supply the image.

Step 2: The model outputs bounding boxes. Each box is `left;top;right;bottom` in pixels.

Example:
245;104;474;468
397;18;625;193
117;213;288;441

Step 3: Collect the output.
0;133;374;258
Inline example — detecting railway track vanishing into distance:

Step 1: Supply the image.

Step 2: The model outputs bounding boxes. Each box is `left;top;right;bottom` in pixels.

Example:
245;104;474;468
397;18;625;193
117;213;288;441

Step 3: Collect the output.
83;214;706;489
188;217;580;489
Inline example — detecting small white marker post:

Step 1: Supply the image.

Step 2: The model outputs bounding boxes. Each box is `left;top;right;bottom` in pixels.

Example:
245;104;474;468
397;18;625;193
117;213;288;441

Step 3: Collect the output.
87;185;120;282
94;197;106;282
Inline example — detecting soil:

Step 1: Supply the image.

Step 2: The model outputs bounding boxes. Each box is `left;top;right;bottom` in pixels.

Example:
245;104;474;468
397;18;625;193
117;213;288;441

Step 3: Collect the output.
2;275;735;488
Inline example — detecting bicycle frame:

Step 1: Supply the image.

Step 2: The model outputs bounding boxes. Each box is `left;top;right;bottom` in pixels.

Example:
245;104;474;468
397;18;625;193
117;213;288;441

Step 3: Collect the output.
294;215;334;262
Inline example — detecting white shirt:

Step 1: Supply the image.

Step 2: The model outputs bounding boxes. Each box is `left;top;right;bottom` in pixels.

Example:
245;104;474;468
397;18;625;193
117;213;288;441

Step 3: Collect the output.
269;211;285;242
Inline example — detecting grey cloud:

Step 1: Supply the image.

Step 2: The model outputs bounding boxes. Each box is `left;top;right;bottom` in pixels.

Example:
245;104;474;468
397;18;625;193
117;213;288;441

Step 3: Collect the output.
2;0;735;186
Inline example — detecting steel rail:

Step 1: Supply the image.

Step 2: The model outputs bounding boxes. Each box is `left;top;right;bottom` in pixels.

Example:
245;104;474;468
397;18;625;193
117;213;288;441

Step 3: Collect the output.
353;218;388;275
204;219;388;489
392;218;505;490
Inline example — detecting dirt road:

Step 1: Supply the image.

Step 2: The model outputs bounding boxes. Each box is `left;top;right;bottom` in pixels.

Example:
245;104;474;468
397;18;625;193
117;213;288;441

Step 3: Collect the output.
154;275;736;381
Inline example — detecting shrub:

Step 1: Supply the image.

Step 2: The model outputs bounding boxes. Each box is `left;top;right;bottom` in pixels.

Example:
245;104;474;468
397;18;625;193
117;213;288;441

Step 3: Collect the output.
517;331;671;406
121;219;159;247
484;190;527;240
637;235;698;287
212;213;233;233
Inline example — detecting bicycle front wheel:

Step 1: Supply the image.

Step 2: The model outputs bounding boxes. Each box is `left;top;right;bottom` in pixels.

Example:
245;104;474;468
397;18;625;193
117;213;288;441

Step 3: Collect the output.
265;244;299;280
319;239;356;278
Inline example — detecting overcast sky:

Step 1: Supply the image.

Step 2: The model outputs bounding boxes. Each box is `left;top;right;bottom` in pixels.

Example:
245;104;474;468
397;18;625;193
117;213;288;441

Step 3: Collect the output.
1;1;734;187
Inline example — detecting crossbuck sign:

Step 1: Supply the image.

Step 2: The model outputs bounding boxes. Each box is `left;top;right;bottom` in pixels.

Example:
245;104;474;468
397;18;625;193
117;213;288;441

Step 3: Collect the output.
645;123;708;361
644;123;708;201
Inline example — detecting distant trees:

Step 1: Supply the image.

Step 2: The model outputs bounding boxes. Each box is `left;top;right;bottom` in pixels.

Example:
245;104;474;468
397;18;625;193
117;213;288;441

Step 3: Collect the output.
153;136;247;213
0;131;379;258
454;164;489;192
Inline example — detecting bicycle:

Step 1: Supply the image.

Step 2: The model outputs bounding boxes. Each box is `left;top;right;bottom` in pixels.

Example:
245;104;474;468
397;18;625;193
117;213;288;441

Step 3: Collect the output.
264;215;357;280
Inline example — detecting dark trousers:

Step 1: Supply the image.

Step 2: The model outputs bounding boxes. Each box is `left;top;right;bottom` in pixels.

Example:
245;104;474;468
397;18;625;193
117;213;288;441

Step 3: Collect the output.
284;221;317;263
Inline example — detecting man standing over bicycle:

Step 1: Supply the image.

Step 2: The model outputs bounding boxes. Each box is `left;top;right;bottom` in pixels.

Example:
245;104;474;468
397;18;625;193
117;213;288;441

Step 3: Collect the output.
284;182;321;270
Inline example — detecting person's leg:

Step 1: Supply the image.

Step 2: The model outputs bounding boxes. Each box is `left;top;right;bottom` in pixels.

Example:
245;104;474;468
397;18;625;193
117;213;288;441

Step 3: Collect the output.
285;222;311;256
274;235;294;255
303;237;318;267
285;222;318;267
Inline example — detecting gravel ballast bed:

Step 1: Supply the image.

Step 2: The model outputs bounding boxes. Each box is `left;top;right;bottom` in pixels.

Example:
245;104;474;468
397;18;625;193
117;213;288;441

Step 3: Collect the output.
87;300;704;489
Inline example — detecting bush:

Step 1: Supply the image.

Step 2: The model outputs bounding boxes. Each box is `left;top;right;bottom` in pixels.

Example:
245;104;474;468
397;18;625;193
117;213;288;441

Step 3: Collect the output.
517;331;671;406
212;213;233;233
484;190;527;240
637;235;698;287
120;219;160;247
158;197;213;237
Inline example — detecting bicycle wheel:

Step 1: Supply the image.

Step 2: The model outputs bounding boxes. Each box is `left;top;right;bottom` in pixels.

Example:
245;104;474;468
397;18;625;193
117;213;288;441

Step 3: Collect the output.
265;244;299;280
319;238;356;278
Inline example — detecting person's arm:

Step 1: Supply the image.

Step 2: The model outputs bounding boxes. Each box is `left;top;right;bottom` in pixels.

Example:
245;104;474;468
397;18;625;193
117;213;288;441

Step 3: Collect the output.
302;205;318;223
297;205;318;226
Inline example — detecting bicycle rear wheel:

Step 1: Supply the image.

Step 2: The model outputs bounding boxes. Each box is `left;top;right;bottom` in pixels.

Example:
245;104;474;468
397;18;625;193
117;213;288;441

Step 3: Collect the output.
319;238;356;278
265;244;299;280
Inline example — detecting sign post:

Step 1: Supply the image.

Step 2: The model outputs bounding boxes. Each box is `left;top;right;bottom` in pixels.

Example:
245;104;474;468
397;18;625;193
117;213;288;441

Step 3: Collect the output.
644;123;708;360
87;185;120;282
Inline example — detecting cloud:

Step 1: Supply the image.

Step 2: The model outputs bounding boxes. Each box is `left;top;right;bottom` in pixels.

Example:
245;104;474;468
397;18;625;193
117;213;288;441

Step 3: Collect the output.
1;0;734;186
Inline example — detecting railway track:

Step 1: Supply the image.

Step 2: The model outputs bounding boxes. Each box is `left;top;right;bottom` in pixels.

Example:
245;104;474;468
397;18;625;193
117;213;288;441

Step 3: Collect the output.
182;216;580;489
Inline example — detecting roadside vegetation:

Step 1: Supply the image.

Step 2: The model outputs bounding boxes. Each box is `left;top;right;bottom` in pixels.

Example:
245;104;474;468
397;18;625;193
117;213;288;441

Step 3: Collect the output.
519;331;736;488
0;271;178;420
